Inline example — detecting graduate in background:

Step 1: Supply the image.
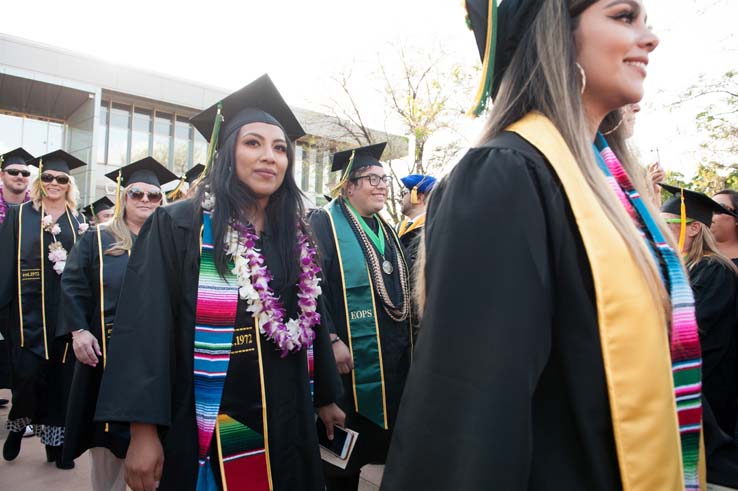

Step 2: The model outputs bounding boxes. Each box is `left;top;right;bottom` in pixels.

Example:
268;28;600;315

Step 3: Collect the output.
397;174;436;272
711;190;738;266
81;196;115;226
382;1;705;489
60;158;176;491
0;150;88;469
0;148;34;409
309;143;412;491
660;184;738;489
165;163;205;202
95;75;344;491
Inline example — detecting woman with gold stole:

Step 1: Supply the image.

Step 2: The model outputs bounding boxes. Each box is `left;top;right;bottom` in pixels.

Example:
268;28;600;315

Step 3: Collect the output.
309;143;412;491
382;1;705;490
95;75;345;491
59;157;176;491
0;149;88;469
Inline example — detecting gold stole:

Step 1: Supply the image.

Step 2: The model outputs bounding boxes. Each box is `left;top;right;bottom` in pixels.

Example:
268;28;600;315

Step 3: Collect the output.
506;112;704;490
398;213;426;238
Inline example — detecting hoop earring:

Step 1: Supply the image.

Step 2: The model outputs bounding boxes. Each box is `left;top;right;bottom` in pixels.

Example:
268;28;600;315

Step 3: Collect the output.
602;118;624;136
576;62;587;95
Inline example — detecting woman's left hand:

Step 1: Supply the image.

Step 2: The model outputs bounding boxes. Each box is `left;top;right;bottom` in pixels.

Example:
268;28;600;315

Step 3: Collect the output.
317;403;346;441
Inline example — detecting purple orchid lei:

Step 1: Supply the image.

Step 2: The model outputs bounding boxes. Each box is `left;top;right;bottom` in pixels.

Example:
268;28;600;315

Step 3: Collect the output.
208;193;321;356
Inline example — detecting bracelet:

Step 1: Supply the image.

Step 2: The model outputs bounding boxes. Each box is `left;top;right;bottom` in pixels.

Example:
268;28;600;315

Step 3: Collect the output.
331;336;341;345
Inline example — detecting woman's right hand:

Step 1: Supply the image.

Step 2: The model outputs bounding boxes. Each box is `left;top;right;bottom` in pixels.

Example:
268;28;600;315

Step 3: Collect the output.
125;423;164;491
71;329;101;367
332;338;354;375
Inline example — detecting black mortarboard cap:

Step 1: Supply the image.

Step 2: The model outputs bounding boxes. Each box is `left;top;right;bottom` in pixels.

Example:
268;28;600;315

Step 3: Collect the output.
83;197;114;219
660;183;735;226
1;147;34;169
28;149;86;174
185;164;205;184
104;157;178;188
465;0;546;108
331;143;387;173
190;74;306;146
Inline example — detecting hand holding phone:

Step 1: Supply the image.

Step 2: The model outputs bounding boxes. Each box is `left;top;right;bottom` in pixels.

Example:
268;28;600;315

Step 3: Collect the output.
316;419;351;460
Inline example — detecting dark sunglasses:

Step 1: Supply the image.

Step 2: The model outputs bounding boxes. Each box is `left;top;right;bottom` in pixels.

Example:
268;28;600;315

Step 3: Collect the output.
4;168;31;178
127;188;163;203
40;173;70;185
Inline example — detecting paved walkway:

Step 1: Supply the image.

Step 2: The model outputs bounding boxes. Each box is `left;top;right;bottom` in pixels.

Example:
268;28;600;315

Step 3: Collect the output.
0;389;382;490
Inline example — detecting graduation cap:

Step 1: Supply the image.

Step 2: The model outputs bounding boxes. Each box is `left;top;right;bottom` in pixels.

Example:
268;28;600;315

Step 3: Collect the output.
660;183;734;249
28;149;87;174
82;197;115;220
401;174;437;194
329;143;388;198
166;163;205;201
1;147;34;169
104;156;178;188
465;0;546;116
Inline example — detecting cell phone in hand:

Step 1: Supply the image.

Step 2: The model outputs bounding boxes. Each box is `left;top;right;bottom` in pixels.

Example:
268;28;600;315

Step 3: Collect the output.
316;419;351;460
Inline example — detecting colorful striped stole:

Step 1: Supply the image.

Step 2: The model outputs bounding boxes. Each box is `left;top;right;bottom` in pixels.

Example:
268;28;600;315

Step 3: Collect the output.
194;211;270;491
594;134;703;491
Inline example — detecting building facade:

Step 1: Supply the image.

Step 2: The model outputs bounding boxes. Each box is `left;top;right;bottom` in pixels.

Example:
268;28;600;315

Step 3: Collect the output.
0;33;407;206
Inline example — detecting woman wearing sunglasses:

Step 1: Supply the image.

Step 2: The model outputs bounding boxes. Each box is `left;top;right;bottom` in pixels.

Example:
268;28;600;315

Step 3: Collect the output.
95;75;344;491
0;149;88;469
59;157;175;491
382;1;708;490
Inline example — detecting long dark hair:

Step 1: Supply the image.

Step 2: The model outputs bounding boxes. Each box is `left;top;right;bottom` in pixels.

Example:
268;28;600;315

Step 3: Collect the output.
195;127;306;284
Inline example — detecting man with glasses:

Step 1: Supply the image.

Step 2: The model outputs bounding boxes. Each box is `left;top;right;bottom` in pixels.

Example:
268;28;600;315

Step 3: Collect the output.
309;143;412;491
0;148;34;411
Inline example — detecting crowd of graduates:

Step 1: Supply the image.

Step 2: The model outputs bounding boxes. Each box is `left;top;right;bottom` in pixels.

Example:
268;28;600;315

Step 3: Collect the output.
2;1;738;490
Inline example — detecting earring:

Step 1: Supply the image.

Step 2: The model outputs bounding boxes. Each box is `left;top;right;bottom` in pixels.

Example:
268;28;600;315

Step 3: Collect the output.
602;118;624;136
576;62;587;95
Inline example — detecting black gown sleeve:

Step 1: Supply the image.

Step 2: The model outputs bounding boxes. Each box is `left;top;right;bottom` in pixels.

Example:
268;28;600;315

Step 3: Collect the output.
0;206;19;311
59;229;95;337
312;294;342;407
692;259;737;380
382;146;556;490
95;208;179;426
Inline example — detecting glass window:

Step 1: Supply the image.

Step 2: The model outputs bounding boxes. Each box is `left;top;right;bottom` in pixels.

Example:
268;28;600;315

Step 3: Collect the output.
301;146;311;192
192;129;208;167
108;103;131;167
0;113;24;154
313;150;325;196
131;108;152;161
47;122;65;153
97;103;109;163
153;112;172;167
173;117;192;175
22;118;50;157
293;145;303;189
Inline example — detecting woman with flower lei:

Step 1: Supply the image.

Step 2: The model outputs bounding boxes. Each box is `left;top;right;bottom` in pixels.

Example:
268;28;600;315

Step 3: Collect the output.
0;149;88;470
97;76;345;491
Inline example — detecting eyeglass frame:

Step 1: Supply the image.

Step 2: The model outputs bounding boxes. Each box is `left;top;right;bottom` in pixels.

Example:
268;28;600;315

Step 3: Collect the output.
351;173;391;187
127;187;164;203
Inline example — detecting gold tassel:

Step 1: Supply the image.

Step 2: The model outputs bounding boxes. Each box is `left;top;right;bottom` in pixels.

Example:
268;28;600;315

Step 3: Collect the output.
410;187;419;205
166;175;187;201
330;150;356;198
678;188;687;252
113;170;123;220
38;158;47;198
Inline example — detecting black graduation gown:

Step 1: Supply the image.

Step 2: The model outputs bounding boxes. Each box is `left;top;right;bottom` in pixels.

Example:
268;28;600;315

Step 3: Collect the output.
309;207;412;474
95;199;342;491
381;132;621;490
398;224;422;275
690;258;738;437
0;200;24;390
59;227;131;461
0;202;85;426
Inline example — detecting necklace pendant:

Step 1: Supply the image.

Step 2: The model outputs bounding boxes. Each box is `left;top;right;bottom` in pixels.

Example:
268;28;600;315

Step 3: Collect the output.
382;259;394;275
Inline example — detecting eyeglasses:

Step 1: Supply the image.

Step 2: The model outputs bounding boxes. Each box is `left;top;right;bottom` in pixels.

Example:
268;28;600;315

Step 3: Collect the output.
127;188;163;203
4;168;31;178
353;174;391;187
400;189;410;197
663;218;694;224
40;173;70;185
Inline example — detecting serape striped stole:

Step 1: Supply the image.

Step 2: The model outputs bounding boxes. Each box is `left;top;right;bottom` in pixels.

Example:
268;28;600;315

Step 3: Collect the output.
194;211;271;491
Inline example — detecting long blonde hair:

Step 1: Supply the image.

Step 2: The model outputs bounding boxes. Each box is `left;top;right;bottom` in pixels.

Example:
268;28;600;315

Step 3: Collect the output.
101;184;166;256
684;222;738;274
474;0;675;316
30;174;80;212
